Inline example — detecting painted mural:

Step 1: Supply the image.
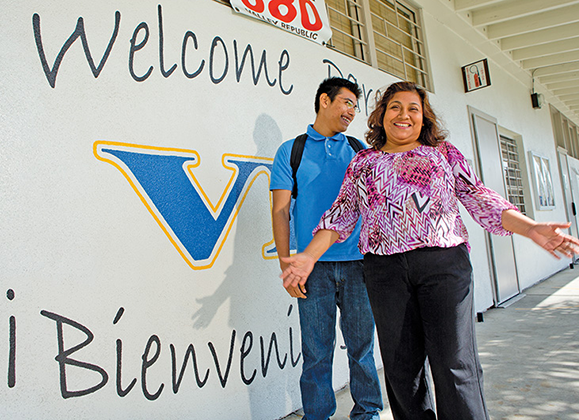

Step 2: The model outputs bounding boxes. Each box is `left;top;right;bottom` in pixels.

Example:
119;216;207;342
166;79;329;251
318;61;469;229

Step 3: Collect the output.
0;1;388;418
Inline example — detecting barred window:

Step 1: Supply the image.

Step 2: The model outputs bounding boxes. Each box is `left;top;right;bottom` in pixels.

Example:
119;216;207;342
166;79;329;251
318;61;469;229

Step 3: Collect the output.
500;135;527;215
215;0;431;88
326;0;431;89
325;0;367;61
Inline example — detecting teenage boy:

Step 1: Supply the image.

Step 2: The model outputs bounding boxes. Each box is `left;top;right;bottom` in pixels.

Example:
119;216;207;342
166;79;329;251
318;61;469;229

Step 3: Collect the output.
270;77;383;420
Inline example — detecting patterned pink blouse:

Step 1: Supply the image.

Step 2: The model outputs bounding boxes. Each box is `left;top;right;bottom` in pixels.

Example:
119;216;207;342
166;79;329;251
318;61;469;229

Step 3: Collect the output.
314;141;518;255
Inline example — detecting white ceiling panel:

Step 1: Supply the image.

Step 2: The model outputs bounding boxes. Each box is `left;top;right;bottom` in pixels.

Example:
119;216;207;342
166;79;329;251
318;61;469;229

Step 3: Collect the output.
427;0;579;122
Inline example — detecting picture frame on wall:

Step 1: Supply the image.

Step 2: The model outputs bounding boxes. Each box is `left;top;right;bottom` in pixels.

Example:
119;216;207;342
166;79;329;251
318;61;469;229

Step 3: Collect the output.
461;58;491;92
529;152;555;210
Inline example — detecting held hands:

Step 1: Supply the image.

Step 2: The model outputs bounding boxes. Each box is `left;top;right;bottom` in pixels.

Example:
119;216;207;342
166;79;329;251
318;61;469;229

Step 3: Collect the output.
279;259;307;299
526;222;579;259
280;253;317;298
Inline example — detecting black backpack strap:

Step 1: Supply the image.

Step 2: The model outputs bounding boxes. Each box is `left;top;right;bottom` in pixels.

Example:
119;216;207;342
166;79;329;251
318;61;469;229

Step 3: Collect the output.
290;134;363;199
290;133;308;199
346;136;364;153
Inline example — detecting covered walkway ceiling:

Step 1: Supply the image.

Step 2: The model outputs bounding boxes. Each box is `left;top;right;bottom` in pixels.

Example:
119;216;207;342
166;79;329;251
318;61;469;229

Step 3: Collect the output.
427;0;579;124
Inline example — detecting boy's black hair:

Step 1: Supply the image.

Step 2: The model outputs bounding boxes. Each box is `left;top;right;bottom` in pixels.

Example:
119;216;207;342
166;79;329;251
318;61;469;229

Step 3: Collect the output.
314;77;361;114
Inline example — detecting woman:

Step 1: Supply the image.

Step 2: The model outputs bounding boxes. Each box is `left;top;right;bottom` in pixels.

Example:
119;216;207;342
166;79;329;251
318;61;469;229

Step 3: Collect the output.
281;81;579;420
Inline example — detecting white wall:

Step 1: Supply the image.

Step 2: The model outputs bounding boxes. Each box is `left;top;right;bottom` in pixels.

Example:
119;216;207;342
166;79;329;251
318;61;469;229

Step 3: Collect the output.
0;1;570;419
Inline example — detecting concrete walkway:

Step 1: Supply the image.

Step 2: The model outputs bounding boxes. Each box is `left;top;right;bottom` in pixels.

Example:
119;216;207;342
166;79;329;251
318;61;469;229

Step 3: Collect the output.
283;267;579;420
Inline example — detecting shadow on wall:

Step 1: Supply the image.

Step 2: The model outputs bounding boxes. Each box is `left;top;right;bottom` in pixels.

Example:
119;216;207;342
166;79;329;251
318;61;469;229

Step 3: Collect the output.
190;114;302;419
190;113;281;328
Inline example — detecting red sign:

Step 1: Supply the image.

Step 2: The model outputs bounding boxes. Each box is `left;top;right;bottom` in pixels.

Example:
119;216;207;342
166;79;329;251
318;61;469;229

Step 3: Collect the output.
231;0;332;45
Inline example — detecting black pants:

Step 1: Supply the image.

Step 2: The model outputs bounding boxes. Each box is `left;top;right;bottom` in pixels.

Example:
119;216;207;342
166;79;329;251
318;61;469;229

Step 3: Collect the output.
364;245;489;420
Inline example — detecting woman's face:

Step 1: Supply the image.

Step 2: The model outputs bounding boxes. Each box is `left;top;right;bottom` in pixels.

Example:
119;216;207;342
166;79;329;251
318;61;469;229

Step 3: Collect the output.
382;91;423;152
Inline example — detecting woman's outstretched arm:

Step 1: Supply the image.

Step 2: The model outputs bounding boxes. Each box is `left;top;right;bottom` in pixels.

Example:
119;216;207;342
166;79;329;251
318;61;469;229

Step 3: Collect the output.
502;209;579;259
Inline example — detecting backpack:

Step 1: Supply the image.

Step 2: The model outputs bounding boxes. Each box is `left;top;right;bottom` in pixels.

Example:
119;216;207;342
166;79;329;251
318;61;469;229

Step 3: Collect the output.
290;133;364;199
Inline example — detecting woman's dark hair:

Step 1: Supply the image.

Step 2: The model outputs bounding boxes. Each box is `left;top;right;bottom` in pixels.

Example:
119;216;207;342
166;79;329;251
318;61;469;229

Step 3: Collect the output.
365;81;447;149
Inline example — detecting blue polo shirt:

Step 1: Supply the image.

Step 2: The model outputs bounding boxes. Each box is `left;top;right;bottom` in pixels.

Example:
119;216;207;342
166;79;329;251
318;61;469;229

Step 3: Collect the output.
270;125;364;262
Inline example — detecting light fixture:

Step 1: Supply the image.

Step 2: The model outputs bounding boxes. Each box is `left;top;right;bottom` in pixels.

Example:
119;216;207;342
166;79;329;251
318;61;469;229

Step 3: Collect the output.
530;70;544;109
531;92;544;109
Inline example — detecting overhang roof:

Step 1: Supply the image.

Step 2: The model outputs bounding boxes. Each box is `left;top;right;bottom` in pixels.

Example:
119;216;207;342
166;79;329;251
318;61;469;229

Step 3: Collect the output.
427;0;579;124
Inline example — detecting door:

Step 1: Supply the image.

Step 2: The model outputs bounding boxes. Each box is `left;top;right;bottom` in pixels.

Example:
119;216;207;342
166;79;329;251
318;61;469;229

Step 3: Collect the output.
558;150;579;262
568;157;579;240
557;151;578;238
469;107;520;304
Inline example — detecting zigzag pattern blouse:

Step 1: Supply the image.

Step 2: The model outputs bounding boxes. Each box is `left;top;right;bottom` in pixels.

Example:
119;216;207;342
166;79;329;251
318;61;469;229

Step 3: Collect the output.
314;141;517;255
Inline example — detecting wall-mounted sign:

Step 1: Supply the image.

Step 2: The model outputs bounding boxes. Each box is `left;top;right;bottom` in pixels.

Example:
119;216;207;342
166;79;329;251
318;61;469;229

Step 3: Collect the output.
231;0;332;45
461;58;491;93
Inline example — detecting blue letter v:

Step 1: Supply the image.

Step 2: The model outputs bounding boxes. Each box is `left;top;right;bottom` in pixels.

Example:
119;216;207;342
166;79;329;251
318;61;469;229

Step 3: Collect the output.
94;141;278;270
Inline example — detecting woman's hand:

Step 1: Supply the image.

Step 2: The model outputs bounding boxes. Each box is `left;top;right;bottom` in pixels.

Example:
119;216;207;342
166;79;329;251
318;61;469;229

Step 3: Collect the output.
502;210;579;259
280;253;317;296
278;229;339;298
526;222;579;259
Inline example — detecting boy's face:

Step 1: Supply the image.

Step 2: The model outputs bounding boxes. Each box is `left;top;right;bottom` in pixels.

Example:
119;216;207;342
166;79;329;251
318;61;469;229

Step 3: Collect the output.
319;88;358;134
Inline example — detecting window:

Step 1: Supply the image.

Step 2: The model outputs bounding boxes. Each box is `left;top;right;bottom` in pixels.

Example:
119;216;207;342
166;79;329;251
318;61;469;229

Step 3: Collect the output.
216;0;431;88
500;135;527;215
325;0;367;61
326;0;431;89
551;106;579;159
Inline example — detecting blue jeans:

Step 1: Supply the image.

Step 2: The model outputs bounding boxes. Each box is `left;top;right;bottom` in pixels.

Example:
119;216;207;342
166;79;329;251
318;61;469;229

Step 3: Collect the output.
297;260;383;420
